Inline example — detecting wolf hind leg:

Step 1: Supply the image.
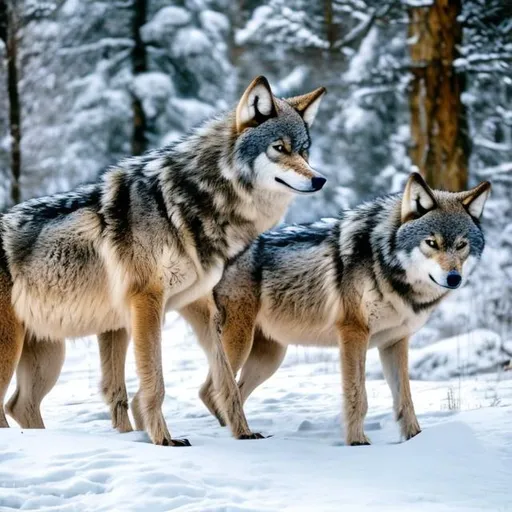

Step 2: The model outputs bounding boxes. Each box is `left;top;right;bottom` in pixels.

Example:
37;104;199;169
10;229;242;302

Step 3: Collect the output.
199;330;286;425
238;329;287;404
0;270;25;428
179;298;227;426
198;318;258;427
99;329;133;433
379;337;421;441
198;372;226;426
6;335;65;428
209;301;263;439
209;318;257;439
198;315;255;428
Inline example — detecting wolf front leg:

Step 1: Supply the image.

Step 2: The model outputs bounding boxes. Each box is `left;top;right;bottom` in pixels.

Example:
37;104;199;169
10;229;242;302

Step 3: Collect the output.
6;335;65;428
130;289;190;446
379;337;421;441
98;329;133;433
210;309;263;439
0;269;25;428
337;321;371;446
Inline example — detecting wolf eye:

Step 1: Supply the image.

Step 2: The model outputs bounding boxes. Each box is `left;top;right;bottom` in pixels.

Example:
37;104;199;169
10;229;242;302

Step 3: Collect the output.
456;241;467;250
425;239;438;249
273;144;286;153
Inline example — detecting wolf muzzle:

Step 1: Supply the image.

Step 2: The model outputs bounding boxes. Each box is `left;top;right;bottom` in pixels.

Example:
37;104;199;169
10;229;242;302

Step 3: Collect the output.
311;176;327;191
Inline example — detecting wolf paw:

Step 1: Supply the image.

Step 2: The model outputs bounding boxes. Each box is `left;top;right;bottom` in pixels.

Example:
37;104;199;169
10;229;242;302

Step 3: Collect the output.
112;401;133;433
348;433;371;446
162;438;192;447
237;432;265;440
401;416;421;441
403;426;421;441
350;440;371;446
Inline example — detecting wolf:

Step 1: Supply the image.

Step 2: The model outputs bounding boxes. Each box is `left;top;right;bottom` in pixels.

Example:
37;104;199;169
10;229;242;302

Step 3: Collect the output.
197;172;490;445
0;76;327;445
17;173;489;444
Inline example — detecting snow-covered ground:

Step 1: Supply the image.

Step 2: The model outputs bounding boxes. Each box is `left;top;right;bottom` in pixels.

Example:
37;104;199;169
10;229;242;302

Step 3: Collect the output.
1;315;511;511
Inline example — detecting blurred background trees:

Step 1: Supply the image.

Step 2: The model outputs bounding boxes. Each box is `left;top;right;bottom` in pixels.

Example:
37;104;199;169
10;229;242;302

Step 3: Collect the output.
0;0;511;343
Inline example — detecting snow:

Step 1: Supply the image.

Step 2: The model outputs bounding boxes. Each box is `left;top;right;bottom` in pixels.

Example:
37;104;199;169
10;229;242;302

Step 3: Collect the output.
199;11;230;39
172;28;212;58
140;6;192;44
274;66;310;96
409;330;512;380
342;102;377;135
133;72;175;120
402;0;434;6
236;6;276;46
1;316;511;511
366;329;511;381
344;26;379;84
235;3;327;50
166;99;216;132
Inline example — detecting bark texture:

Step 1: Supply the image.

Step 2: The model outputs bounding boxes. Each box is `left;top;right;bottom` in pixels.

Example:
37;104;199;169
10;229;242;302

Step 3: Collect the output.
408;0;470;191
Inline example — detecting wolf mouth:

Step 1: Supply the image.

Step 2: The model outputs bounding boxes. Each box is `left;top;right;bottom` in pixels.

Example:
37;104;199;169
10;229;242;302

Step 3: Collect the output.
275;177;317;194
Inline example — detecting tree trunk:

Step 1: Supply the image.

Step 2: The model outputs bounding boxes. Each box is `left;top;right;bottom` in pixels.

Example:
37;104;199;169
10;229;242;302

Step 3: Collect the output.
131;0;147;156
408;0;470;191
0;0;21;204
227;0;246;94
324;0;335;51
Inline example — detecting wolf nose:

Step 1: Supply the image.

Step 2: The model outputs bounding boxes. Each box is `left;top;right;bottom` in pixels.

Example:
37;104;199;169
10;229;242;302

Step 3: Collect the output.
311;176;327;191
446;271;462;289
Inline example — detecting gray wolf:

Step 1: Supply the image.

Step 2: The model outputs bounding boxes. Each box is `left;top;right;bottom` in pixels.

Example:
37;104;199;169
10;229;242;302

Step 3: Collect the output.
200;172;490;445
0;76;326;445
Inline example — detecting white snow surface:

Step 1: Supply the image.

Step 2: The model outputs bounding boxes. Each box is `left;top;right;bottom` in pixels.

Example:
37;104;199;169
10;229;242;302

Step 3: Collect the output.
1;315;511;511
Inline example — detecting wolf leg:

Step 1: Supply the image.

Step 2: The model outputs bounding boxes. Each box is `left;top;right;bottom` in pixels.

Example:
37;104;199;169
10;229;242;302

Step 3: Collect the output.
98;329;133;433
197;315;255;427
180;298;226;426
338;322;370;446
238;329;287;404
198;372;226;426
379;337;421;441
209;308;262;439
130;289;189;446
6;335;65;428
0;270;24;428
200;301;257;428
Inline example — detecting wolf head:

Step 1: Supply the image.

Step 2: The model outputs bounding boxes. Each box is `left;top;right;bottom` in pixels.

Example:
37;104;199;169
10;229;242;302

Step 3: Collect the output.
397;172;491;292
234;76;327;195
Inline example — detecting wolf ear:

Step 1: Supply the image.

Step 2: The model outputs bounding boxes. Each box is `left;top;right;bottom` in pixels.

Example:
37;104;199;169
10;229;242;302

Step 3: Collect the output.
286;87;326;128
236;76;277;133
461;181;491;219
401;172;437;223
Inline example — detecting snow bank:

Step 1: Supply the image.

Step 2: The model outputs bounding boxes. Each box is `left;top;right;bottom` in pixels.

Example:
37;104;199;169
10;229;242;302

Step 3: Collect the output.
1;319;511;510
1;419;510;511
409;329;511;380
